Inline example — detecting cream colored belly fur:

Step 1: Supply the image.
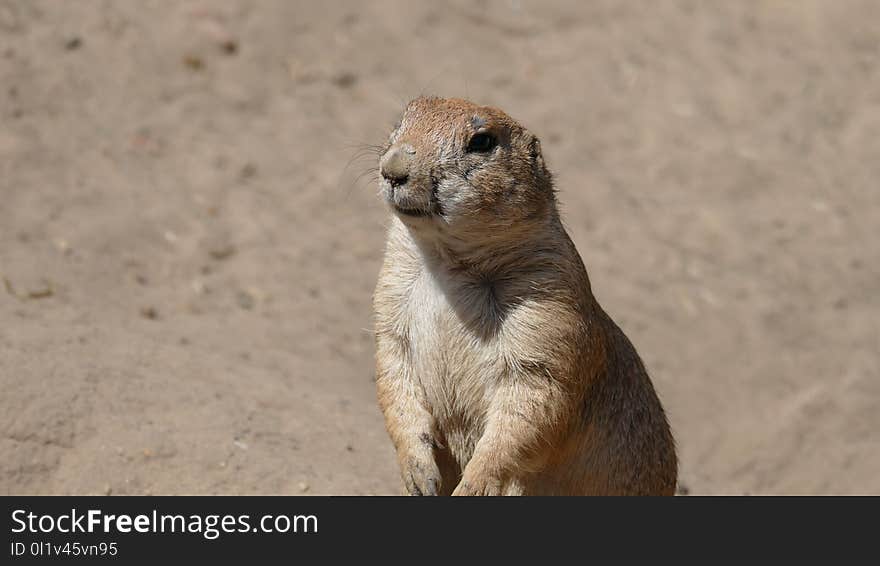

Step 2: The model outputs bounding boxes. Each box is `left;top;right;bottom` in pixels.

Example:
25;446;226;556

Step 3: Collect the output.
402;263;501;466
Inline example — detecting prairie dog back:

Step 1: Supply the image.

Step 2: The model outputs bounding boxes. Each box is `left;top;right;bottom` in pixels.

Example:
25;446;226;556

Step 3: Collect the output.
373;96;677;495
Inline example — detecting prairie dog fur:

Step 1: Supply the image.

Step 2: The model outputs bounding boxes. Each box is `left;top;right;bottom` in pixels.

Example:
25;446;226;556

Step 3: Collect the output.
372;96;677;495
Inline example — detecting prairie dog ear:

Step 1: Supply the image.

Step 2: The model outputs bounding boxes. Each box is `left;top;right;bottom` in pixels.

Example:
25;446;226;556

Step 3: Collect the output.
528;135;547;172
526;133;554;193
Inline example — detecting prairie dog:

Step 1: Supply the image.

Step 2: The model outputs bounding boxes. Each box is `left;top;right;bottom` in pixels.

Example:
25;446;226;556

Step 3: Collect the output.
372;96;677;495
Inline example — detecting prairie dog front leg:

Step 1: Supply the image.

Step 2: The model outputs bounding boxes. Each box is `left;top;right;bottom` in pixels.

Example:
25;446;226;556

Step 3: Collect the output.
375;336;441;496
452;370;572;496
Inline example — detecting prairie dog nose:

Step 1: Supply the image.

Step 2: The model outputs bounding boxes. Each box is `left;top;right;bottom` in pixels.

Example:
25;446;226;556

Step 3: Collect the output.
380;143;415;184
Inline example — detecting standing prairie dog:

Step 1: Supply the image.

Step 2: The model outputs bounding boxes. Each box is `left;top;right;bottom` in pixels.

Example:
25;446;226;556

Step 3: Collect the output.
373;96;677;495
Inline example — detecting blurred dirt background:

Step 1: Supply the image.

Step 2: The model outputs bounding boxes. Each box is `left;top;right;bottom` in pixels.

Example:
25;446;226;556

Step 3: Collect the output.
1;0;878;495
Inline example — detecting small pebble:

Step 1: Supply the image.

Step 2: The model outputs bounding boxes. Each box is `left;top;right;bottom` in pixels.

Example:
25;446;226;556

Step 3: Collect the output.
220;39;238;55
208;243;236;261
183;55;205;70
140;306;159;320
27;280;54;299
332;71;357;89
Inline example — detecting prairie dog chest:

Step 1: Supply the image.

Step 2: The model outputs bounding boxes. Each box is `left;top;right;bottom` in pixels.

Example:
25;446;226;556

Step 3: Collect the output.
402;268;505;420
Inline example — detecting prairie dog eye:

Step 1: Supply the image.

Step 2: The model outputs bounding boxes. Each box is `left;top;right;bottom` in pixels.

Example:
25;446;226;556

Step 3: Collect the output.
467;132;497;153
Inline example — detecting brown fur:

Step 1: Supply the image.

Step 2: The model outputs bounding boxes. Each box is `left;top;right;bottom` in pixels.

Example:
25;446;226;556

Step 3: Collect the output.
372;96;677;495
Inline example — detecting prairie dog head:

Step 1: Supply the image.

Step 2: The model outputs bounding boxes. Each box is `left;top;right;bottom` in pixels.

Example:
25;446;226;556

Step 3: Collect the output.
379;97;554;239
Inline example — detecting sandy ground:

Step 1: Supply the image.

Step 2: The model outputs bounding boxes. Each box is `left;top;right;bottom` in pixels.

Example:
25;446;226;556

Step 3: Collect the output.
1;1;878;495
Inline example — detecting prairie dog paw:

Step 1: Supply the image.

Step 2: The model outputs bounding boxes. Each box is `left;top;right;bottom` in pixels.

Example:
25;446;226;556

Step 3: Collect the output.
451;473;503;496
402;453;441;496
